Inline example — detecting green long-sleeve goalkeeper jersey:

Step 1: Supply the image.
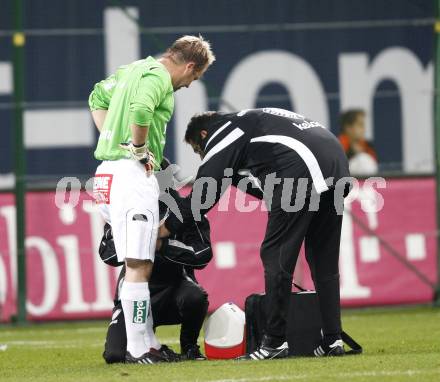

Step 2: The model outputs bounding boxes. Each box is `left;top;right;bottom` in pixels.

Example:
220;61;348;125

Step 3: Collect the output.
89;56;174;167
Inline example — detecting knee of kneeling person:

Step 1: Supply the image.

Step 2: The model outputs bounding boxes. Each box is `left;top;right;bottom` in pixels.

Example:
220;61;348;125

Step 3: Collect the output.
125;258;153;281
103;349;125;364
183;287;209;311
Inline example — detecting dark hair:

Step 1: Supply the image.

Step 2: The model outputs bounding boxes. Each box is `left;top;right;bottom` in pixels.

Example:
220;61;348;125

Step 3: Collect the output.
339;109;365;132
184;111;218;144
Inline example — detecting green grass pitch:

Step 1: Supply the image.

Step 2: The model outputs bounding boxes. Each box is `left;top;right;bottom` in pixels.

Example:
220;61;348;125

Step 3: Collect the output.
1;306;439;382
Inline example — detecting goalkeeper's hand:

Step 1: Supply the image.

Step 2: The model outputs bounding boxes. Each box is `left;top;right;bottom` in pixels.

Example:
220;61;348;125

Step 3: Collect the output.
119;142;158;175
119;142;148;161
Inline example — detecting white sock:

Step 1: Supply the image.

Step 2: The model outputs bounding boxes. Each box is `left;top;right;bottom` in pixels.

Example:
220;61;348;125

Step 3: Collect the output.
120;281;150;358
145;304;161;350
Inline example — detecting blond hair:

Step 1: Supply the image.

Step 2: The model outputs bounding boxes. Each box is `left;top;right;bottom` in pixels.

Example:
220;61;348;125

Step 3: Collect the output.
165;35;216;72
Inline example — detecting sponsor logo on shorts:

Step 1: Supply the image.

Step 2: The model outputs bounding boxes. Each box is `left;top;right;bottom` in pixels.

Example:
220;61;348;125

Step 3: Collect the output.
93;174;113;204
133;300;148;324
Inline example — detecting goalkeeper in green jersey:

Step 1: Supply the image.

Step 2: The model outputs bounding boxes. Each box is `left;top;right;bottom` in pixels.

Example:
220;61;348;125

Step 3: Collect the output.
89;35;215;364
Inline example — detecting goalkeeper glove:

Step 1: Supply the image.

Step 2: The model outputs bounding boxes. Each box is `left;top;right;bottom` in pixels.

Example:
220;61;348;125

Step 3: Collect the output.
119;142;158;174
119;142;148;161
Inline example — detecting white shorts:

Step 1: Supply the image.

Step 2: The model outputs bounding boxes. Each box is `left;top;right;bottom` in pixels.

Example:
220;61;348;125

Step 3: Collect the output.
93;159;160;262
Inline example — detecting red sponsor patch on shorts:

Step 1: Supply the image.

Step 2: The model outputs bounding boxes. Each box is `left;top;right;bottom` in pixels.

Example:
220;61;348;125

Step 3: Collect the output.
93;174;113;204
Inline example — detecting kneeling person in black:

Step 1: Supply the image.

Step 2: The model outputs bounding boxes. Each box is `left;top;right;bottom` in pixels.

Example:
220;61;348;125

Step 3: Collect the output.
99;198;212;363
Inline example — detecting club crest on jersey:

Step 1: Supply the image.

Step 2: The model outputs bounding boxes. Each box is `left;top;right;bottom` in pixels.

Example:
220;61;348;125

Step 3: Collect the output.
93;174;113;204
133;300;148;324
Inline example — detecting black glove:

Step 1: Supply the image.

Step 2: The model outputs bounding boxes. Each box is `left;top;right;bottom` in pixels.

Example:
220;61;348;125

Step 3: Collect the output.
98;223;124;267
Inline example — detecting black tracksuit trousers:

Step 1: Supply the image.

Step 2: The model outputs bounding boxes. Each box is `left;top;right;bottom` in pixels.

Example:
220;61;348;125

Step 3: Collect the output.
261;185;343;344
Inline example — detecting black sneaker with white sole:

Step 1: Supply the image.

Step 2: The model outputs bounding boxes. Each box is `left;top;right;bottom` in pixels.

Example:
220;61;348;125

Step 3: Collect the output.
314;339;345;357
125;348;168;364
237;341;289;361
